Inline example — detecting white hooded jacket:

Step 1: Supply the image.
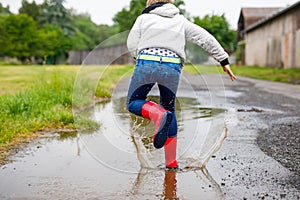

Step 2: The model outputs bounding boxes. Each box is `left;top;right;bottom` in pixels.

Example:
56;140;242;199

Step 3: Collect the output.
127;3;229;63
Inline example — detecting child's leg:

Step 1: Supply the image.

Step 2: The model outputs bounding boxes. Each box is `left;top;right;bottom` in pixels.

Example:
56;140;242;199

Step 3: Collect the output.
140;101;173;149
164;136;178;169
127;83;154;116
126;62;173;149
158;84;179;169
157;62;181;169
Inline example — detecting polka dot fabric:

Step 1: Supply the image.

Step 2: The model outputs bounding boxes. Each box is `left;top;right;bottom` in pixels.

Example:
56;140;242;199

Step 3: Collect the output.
140;48;180;58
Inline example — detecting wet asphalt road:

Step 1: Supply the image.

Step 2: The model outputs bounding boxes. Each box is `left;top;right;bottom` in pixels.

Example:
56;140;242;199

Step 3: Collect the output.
0;73;299;199
184;73;300;199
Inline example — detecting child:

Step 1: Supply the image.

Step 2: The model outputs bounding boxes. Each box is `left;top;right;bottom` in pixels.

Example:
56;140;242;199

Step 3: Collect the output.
126;0;236;170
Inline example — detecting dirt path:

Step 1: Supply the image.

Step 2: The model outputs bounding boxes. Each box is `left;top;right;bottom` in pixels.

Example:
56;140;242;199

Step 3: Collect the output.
0;73;299;199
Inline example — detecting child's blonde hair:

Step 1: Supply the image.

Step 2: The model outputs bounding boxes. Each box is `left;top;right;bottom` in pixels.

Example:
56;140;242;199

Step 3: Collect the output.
146;0;174;7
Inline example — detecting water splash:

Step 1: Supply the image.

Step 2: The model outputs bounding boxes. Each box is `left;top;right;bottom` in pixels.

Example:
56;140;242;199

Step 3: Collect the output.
104;96;228;171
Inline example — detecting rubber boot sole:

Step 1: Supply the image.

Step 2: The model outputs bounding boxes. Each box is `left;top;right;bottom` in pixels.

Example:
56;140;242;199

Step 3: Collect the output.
153;112;173;149
166;165;179;171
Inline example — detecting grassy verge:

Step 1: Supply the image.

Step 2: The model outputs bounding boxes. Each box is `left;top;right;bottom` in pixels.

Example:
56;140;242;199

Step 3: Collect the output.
0;65;133;161
183;65;300;84
0;66;43;95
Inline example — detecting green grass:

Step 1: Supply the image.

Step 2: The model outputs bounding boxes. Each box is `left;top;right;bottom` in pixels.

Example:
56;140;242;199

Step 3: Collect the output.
183;65;300;84
183;64;222;75
1;63;298;158
0;65;133;148
0;66;42;95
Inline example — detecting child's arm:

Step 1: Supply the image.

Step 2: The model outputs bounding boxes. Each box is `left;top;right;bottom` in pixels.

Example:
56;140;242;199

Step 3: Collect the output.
183;17;228;64
222;64;236;81
183;17;236;81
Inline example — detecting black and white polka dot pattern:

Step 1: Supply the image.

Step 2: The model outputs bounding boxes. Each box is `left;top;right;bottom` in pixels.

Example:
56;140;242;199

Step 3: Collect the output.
140;47;180;58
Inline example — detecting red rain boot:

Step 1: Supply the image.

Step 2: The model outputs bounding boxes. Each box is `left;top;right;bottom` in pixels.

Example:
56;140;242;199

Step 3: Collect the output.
164;137;178;170
141;101;173;149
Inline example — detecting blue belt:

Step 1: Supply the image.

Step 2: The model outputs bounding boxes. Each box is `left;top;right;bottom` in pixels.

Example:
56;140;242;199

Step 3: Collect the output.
137;54;181;64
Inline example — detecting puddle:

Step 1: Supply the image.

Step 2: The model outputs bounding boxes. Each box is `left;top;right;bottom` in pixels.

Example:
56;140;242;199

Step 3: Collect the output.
0;95;228;199
80;96;227;173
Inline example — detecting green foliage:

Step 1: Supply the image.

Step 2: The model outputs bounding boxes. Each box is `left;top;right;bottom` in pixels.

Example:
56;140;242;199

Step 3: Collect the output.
38;0;75;36
17;0;75;64
37;24;73;64
19;0;42;22
113;0;186;32
97;25;120;45
173;0;186;15
0;13;72;64
71;13;119;50
235;40;245;64
113;0;147;32
193;14;236;52
0;0;236;65
0;0;120;63
0;14;39;62
72;13;99;49
0;2;11;16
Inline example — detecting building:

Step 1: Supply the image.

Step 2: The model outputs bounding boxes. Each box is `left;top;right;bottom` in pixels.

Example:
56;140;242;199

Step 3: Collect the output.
238;1;300;68
236;7;282;65
237;7;282;42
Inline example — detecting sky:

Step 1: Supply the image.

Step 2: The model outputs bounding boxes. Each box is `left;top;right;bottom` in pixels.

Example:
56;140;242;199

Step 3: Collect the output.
1;0;299;29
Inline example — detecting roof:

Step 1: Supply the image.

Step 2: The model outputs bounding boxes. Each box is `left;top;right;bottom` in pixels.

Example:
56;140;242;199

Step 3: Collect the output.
246;1;300;32
241;7;282;19
238;7;282;28
236;7;282;41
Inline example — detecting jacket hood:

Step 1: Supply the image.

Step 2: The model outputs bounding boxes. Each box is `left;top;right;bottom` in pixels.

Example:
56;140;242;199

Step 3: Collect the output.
149;3;179;18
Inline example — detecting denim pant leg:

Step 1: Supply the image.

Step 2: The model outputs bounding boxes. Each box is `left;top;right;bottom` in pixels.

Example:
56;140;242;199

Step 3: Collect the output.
158;83;179;138
157;62;181;138
126;60;156;116
126;59;181;137
127;83;155;116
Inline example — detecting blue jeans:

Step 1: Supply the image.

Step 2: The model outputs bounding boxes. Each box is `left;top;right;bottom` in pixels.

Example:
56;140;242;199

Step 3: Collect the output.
126;59;181;137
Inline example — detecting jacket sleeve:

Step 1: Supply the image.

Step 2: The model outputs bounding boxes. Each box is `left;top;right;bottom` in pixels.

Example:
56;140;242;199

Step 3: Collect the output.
127;16;142;59
183;17;229;63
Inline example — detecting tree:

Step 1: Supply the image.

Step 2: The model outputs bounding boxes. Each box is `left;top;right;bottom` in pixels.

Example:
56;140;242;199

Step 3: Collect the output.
70;12;119;50
97;25;119;44
0;2;11;16
173;0;186;16
19;0;42;23
39;0;75;36
33;0;75;63
113;0;186;32
193;14;236;52
113;0;147;32
71;12;97;50
0;3;11;56
37;24;72;64
0;14;39;63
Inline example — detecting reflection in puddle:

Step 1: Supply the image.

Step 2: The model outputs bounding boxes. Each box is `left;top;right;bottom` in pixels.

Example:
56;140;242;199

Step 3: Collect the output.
164;170;178;199
129;168;224;199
